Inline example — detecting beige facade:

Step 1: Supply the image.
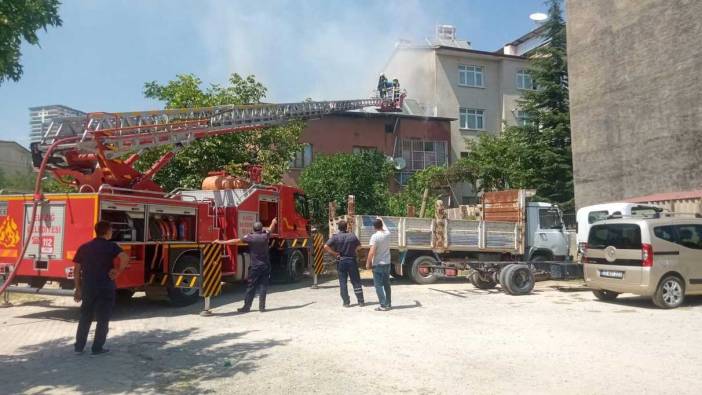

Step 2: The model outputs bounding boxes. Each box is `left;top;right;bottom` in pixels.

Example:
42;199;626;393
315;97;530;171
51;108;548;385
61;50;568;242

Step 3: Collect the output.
384;37;533;202
385;45;531;160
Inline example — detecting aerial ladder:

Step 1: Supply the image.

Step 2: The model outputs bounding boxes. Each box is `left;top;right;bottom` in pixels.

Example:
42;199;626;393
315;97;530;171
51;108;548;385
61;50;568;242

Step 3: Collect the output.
1;92;405;298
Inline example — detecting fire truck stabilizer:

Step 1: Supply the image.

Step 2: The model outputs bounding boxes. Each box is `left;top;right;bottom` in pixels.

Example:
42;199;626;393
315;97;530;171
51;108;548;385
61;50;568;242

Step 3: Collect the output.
0;90;405;307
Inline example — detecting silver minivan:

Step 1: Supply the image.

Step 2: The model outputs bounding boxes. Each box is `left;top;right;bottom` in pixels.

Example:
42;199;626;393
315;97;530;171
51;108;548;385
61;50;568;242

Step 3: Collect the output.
584;217;702;308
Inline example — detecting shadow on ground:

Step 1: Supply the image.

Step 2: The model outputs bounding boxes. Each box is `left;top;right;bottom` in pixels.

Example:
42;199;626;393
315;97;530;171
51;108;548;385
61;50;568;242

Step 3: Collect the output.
12;277;326;323
0;328;288;394
592;294;702;310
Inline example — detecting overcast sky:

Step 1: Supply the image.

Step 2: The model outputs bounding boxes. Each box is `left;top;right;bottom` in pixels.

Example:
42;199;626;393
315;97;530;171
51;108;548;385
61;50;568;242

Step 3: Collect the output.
0;0;545;146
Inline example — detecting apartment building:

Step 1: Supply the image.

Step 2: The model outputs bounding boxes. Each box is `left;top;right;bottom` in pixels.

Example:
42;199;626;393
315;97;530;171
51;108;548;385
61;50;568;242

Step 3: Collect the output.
383;25;543;201
29;105;85;143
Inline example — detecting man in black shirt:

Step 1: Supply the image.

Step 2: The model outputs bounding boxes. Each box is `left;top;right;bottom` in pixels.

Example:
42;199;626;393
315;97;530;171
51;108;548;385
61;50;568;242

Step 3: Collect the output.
324;220;365;307
73;221;129;355
216;217;277;313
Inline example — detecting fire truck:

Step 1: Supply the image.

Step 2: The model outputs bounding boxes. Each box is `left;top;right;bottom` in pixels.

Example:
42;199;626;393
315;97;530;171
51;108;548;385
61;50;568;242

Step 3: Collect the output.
0;90;405;306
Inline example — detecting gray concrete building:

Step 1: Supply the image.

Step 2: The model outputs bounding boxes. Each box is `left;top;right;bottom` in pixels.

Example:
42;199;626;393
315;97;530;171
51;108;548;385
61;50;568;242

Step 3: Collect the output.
0;140;33;176
29;105;85;143
567;0;702;208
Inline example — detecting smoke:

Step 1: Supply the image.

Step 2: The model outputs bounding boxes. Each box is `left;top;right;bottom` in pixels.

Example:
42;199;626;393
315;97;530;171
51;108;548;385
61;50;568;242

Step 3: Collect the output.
197;0;433;102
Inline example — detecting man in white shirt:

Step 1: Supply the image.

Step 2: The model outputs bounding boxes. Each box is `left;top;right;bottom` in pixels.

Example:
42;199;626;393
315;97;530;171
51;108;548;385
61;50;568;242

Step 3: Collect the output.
365;218;392;311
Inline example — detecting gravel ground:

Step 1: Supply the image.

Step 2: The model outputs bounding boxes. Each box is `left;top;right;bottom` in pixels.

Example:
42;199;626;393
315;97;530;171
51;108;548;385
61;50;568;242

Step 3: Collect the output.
1;274;701;395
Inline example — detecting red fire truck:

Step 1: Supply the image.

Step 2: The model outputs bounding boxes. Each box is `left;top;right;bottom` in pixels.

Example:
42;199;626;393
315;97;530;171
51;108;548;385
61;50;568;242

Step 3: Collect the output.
0;93;405;306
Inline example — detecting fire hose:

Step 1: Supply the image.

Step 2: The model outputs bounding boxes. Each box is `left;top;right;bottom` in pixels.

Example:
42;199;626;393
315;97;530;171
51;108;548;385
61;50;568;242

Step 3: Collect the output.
0;137;78;296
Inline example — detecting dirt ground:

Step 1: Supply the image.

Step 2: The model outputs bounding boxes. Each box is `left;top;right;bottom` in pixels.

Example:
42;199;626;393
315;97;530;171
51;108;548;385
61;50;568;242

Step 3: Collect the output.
1;274;701;395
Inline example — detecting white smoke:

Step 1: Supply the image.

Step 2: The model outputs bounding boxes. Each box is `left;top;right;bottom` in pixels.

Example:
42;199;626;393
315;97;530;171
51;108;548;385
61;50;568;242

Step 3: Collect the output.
197;0;434;102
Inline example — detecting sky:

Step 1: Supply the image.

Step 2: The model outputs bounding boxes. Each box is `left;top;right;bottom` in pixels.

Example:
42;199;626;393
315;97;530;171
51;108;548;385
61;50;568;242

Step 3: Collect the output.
0;0;546;147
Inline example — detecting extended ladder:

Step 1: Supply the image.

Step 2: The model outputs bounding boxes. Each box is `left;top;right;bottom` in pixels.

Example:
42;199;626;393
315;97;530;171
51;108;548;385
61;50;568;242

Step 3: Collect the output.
36;98;383;161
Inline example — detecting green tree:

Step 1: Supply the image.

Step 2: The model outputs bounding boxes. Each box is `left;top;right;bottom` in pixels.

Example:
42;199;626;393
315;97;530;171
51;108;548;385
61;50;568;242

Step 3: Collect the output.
0;0;62;84
462;0;572;208
136;73;304;191
298;151;392;227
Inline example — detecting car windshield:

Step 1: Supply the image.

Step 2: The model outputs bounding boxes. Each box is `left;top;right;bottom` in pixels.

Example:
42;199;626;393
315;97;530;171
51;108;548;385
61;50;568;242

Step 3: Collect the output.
588;223;641;249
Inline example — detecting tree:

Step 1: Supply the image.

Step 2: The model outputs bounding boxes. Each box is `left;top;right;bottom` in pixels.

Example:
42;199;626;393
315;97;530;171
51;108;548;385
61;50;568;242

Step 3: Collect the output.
388;164;476;217
136;73;304;191
461;0;573;209
298;151;393;227
0;0;62;84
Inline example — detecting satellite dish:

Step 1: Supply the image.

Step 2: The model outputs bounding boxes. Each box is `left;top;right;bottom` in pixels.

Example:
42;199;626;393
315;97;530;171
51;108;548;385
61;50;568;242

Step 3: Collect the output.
529;12;548;22
392;157;406;170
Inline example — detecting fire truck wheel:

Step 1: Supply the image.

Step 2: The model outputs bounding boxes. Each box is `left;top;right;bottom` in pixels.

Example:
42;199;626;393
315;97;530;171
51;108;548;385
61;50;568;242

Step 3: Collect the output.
284;249;305;283
167;254;201;307
469;271;497;289
503;264;535;295
410;256;438;284
116;289;136;303
28;278;47;289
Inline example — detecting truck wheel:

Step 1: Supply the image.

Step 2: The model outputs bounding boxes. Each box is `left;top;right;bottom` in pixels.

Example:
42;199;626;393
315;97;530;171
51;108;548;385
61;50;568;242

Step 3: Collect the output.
504;264;535;295
470;271;497;289
167;254;201;307
410;256;438;284
116;289;136;303
653;275;685;309
592;289;619;301
28;278;47;289
284;249;305;283
499;264;515;292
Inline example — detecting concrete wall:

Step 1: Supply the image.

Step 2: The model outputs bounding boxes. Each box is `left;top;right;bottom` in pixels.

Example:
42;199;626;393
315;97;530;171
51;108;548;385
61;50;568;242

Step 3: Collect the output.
568;0;702;208
0;141;32;177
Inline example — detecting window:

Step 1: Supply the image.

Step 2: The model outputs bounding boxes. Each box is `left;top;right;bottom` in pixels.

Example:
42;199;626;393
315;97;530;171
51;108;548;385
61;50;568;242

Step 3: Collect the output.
291;144;313;168
397;139;448;185
352;146;376;154
654;225;702;250
459;65;484;88
294;193;309;219
588;224;642;250
539;209;563;230
516;110;535;127
459;108;484;130
516;70;537;90
588;210;609;224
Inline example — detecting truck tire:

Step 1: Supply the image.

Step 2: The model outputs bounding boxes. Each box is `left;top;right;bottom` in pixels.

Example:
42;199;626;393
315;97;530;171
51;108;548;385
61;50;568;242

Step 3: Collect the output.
116;289;136;303
284;249;305;283
410;255;439;284
469;271;497;289
592;289;619;301
652;275;685;309
499;264;515;292
503;264;535;295
167;254;201;307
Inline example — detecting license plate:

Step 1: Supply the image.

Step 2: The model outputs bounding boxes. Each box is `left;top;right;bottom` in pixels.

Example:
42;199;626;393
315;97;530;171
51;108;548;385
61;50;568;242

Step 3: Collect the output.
599;270;624;279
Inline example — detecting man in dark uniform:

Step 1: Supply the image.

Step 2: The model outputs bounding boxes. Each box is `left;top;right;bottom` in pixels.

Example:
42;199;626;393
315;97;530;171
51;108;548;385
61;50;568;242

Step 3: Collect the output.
324;220;365;307
216;217;277;313
73;221;129;355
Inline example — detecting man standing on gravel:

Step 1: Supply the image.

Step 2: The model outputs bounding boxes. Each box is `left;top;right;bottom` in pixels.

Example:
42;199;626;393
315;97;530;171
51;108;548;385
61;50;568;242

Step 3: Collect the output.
324;220;365;307
73;221;129;355
366;217;392;311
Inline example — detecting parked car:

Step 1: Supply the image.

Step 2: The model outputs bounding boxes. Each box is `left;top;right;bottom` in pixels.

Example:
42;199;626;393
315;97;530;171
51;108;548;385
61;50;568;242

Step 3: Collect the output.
584;216;702;308
576;202;663;257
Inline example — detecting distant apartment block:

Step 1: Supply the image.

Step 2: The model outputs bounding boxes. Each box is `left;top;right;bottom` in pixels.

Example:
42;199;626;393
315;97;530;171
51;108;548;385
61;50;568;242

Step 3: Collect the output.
29;105;85;143
383;25;545;201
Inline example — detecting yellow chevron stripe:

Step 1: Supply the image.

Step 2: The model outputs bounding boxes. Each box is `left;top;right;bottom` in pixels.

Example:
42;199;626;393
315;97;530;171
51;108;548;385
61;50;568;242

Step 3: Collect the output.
189;276;198;288
292;239;298;247
161;275;168;286
149;274;155;285
302;238;308;247
175;275;184;287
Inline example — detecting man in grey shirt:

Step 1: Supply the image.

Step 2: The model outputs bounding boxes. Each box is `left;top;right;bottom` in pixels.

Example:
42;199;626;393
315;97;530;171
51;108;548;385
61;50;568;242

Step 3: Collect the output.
366;218;391;311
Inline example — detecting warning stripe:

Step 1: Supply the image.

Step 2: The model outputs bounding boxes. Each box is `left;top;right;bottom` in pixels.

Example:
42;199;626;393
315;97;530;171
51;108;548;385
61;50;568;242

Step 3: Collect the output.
200;243;223;297
313;233;325;274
